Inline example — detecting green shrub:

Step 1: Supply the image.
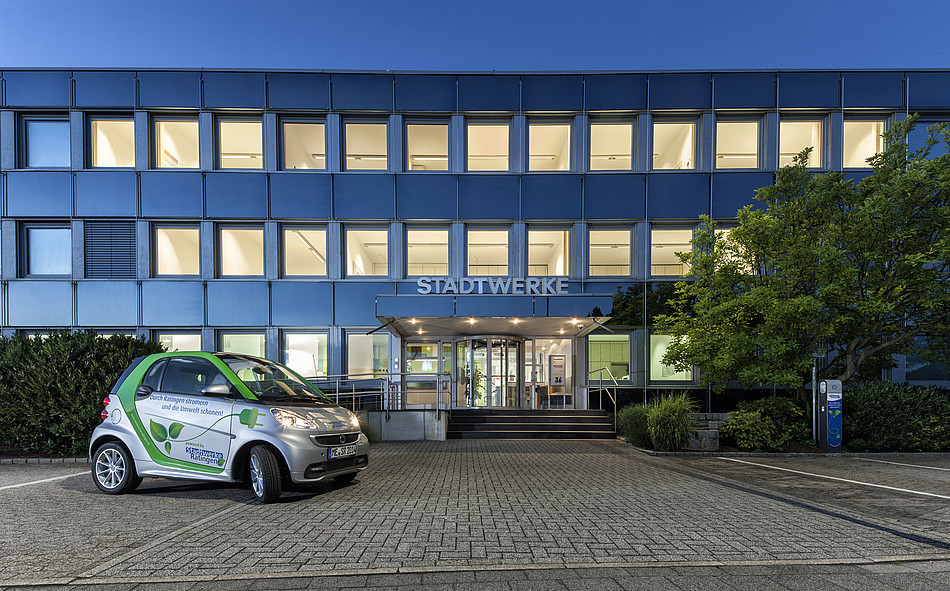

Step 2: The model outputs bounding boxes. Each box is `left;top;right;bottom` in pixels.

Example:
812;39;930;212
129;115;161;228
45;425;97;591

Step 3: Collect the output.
646;393;698;451
618;404;651;447
738;396;809;443
720;410;789;452
843;382;950;452
0;330;164;455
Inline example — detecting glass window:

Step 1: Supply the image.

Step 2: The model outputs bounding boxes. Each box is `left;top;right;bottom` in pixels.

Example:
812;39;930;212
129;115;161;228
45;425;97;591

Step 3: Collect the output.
406;124;448;171
528;123;570;171
158;333;202;352
155;119;199;168
909;121;950;158
24;119;70;168
220;228;264;277
716;121;758;169
346;229;388;276
282;122;325;170
780;120;822;167
651;229;692;277
407;229;449;276
24;226;71;275
218;120;263;169
650;334;691;381
284;333;328;378
653;122;695;170
90;119;134;168
467;229;508;275
155;227;199;276
344;122;387;170
590;122;633;171
347;334;389;377
141;358;168;391
283;228;327;276
161;357;227;396
528;229;569;276
588;334;630;381
843;120;885;168
467;124;509;171
220;333;265;357
589;229;630;276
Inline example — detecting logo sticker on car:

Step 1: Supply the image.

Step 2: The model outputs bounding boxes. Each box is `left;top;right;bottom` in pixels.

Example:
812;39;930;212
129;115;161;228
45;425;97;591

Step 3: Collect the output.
239;408;265;429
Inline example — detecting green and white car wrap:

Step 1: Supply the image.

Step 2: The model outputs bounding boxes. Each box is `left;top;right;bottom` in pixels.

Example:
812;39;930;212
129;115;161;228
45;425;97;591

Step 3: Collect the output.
90;352;369;502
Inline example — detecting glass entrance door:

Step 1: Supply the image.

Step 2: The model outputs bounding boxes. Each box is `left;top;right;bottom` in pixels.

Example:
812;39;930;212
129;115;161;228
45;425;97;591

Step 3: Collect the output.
455;337;523;408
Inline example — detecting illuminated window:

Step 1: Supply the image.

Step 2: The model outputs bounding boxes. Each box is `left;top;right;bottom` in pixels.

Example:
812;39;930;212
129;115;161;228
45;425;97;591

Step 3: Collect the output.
155;227;199;276
406;124;449;171
651;228;692;277
23;118;70;168
346;229;388;276
218;120;262;169
90;119;134;167
589;230;630;276
590;122;633;171
467;229;508;275
407;229;449;276
528;123;570;171
528;229;569;276
220;333;265;357
284;333;328;377
650;334;691;381
589;334;630;381
344;122;387;170
219;228;264;277
347;333;389;377
653;122;695;169
467;123;509;171
284;228;327;276
843;120;885;168
282;122;325;170
716;121;758;169
154;119;199;168
158;333;202;352
780;120;822;167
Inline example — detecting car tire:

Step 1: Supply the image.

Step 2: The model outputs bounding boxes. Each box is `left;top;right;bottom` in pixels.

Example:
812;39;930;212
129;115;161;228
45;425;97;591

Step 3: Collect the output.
333;472;357;484
92;442;141;494
248;445;282;503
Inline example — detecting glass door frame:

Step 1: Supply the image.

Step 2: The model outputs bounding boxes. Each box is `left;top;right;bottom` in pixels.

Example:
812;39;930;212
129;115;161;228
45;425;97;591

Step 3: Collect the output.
452;335;525;409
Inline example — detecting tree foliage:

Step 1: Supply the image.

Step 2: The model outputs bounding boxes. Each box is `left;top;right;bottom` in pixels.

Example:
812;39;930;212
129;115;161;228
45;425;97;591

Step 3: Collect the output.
655;116;950;391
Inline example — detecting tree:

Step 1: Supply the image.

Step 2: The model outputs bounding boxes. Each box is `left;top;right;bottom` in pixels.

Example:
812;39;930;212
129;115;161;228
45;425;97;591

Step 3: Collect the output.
654;115;950;393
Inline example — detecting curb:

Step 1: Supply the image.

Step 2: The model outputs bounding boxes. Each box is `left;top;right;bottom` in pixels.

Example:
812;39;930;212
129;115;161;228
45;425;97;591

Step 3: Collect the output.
621;441;950;458
0;457;89;465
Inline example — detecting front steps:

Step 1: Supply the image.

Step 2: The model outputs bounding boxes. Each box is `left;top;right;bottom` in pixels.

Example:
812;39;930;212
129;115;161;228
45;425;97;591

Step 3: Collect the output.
447;409;616;440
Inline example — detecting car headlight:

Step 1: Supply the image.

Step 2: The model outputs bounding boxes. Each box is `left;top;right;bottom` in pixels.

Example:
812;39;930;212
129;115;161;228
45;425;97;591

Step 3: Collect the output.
271;408;315;430
349;414;361;430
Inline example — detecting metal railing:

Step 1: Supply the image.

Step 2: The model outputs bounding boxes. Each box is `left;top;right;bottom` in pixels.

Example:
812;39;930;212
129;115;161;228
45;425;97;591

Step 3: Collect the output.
304;371;453;420
586;366;620;434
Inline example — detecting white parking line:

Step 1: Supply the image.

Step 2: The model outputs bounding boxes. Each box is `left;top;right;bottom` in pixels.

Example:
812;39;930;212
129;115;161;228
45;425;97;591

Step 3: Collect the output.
855;458;950;472
0;472;86;491
717;458;950;500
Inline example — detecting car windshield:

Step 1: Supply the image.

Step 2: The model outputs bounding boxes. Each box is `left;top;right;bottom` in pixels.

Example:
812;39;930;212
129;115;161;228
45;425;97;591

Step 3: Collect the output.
217;355;332;405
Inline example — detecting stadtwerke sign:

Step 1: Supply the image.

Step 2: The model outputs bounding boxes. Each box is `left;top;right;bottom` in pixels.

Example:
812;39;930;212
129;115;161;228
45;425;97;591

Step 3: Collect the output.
416;277;569;295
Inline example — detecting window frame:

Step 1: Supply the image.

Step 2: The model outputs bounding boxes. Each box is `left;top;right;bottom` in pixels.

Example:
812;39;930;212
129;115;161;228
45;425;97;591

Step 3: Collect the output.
19;114;71;169
465;119;512;173
588;117;636;172
648;332;695;384
281;331;331;378
405;226;450;278
19;222;72;278
87;114;135;169
218;331;267;357
466;226;511;276
151;114;200;169
215;115;264;170
281;225;329;278
342;119;389;172
587;227;633;278
714;117;762;171
155;331;203;353
345;331;390;378
526;118;573;173
526;226;571;277
404;119;451;173
778;115;826;169
842;116;887;169
217;225;265;278
649;226;695;278
344;226;390;278
153;224;201;278
279;117;327;171
651;117;698;171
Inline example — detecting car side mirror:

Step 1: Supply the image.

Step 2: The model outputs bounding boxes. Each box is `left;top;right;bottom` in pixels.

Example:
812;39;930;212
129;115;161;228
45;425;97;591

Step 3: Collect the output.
135;384;153;397
201;383;233;398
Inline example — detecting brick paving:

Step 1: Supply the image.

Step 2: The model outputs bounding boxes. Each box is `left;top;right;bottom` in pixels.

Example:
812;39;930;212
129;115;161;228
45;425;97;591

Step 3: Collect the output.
1;440;948;588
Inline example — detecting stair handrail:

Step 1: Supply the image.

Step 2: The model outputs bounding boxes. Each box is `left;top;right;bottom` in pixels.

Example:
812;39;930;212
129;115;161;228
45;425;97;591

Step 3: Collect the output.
586;366;619;434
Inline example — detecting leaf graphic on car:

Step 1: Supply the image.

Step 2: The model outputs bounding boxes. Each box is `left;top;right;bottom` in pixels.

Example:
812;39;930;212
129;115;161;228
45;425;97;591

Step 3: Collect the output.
149;419;185;454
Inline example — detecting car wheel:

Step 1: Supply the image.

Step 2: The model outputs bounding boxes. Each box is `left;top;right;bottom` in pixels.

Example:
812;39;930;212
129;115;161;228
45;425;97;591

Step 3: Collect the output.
92;442;141;494
248;445;282;503
333;472;357;484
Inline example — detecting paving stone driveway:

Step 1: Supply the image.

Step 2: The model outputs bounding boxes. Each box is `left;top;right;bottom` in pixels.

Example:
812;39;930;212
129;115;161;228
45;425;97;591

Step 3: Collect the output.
1;440;948;587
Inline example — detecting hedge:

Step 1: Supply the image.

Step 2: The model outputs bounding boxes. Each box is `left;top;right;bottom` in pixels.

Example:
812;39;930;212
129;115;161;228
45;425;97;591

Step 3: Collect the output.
843;382;950;452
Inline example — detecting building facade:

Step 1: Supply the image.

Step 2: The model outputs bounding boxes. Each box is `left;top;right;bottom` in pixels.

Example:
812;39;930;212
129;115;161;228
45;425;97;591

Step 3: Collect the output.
1;69;948;414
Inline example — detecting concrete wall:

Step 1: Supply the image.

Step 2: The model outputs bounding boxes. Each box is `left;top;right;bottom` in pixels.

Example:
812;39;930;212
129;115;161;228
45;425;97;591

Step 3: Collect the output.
364;410;449;441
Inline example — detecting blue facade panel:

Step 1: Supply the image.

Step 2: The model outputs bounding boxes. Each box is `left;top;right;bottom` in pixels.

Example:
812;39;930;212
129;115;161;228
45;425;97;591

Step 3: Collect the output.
395;75;457;111
647;174;710;219
649;73;710;109
8;282;73;327
458;75;520;111
843;171;874;185
205;173;267;218
73;72;136;107
333;174;395;219
141;172;203;218
778;72;840;108
521;75;583;111
331;74;393;111
6;172;71;217
142;281;204;326
335;282;395;325
522;175;582;219
547;295;614;317
842;72;904;108
77;281;137;326
395;174;458;219
584;74;647;111
711;172;772;218
907;72;950;109
3;71;70;107
584;174;646;219
75;172;137;217
266;73;330;110
458;176;519;219
271;282;333;326
202;72;265;109
376;294;456;318
137;72;201;108
456;296;533;318
270;173;332;219
207;282;269;326
713;73;776;108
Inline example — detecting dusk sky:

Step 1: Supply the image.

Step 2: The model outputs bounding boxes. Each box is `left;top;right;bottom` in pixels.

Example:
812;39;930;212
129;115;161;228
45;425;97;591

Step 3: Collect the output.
2;0;949;71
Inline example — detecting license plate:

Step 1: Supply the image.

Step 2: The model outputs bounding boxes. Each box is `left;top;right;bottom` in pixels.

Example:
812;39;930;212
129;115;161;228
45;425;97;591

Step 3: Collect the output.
328;445;356;459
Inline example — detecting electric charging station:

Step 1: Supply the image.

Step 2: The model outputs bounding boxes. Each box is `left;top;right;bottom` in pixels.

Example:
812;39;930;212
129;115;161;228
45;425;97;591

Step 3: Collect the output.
818;379;843;452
